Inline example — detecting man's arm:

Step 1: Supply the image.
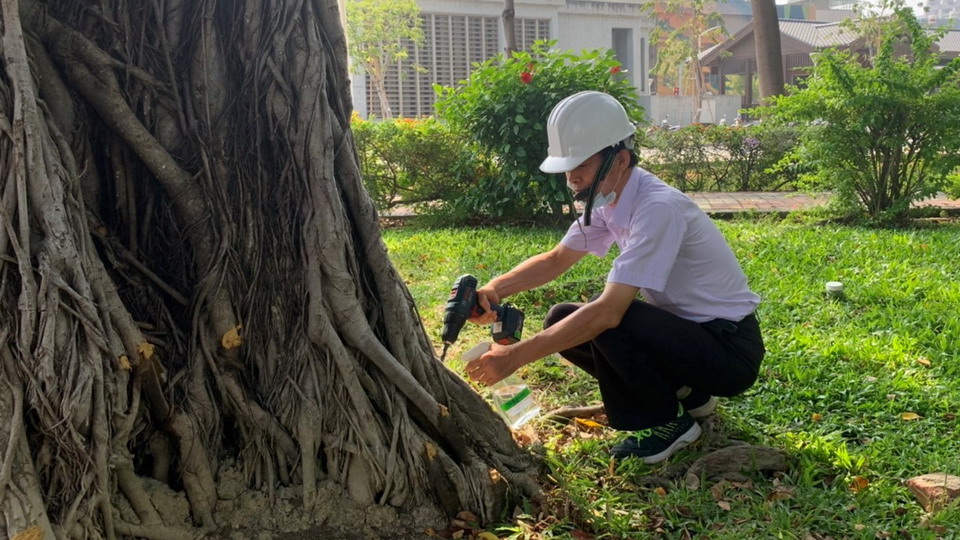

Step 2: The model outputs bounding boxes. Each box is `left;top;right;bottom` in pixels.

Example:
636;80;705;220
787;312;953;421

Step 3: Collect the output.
467;280;640;385
474;242;586;320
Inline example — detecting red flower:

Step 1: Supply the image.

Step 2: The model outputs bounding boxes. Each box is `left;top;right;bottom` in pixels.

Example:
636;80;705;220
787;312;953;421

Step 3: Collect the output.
520;71;533;84
610;65;622;75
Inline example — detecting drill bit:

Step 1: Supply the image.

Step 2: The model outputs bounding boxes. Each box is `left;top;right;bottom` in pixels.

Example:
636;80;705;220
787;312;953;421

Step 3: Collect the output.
439;342;450;363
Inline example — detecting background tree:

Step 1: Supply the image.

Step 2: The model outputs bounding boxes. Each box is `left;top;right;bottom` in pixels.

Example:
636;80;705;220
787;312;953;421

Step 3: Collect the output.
0;0;538;538
843;0;911;60
751;0;785;102
645;0;727;123
346;0;424;118
768;8;960;221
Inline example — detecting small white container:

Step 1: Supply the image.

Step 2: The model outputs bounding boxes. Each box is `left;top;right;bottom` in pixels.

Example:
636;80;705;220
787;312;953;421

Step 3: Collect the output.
825;281;844;298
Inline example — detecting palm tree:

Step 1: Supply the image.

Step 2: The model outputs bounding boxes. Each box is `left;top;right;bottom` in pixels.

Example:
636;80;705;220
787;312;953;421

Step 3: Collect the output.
752;0;785;102
504;0;518;54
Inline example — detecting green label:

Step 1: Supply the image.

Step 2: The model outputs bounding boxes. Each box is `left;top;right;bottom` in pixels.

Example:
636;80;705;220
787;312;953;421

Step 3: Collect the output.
500;387;531;411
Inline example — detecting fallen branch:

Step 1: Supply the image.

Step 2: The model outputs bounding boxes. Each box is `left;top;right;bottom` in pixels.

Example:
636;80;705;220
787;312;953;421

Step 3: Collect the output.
545;404;604;421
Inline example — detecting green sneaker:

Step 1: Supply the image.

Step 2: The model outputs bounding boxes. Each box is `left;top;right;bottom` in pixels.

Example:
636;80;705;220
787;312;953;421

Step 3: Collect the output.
610;410;701;464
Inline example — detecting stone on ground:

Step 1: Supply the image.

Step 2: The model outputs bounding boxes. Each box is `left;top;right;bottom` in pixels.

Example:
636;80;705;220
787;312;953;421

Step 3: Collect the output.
905;473;960;512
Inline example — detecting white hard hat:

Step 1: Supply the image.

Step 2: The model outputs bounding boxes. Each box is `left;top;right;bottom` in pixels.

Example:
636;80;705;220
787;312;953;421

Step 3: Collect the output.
539;91;636;174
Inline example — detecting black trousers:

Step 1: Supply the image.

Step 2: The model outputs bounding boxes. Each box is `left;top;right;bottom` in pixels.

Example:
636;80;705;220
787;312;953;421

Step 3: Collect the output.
544;299;765;430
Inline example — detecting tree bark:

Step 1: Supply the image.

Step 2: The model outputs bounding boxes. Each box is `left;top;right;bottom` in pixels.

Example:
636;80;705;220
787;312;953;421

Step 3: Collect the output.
0;0;539;538
503;0;517;55
752;0;785;102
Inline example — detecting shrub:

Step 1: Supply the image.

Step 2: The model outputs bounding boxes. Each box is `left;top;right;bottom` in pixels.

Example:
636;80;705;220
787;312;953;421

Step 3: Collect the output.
766;8;960;222
351;114;495;216
641;123;804;191
948;167;960;200
641;126;713;191
434;40;642;220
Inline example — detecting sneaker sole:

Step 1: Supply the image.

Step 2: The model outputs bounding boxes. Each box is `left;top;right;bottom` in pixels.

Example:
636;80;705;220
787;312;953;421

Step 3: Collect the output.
643;422;702;464
687;396;718;419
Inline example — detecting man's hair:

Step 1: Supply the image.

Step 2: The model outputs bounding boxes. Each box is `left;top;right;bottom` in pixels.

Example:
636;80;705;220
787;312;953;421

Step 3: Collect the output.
608;139;638;168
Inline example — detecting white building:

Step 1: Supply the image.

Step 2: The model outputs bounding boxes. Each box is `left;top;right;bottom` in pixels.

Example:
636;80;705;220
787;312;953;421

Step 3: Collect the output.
344;0;655;118
923;0;960;26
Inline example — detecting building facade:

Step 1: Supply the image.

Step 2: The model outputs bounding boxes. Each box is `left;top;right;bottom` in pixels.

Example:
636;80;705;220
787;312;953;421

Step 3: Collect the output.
348;0;656;118
924;0;960;26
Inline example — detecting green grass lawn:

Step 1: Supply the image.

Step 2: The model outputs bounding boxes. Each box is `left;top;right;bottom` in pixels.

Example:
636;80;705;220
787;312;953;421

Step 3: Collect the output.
383;218;960;539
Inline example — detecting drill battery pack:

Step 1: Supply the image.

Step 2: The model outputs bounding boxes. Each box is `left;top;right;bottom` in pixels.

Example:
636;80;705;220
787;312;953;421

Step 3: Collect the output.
492;304;524;345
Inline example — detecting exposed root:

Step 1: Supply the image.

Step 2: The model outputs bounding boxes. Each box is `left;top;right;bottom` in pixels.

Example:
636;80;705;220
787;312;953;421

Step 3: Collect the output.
166;414;217;527
0;332;23;498
113;520;206;540
684;445;789;490
0;341;54;538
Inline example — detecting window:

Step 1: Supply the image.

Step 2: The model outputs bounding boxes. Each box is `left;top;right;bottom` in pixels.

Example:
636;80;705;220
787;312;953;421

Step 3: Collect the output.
612;28;634;84
367;13;551;118
640;37;647;93
704;66;721;94
724;74;746;96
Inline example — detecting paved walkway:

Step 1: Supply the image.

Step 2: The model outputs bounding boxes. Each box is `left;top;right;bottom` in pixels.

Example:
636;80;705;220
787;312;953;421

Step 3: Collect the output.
383;192;960;219
689;191;960;216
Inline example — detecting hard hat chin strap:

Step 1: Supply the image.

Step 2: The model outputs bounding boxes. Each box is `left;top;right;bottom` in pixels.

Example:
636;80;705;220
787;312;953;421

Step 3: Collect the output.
578;147;618;226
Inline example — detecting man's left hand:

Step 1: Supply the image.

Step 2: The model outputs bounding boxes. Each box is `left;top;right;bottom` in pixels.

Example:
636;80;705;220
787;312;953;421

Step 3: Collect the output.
465;343;525;386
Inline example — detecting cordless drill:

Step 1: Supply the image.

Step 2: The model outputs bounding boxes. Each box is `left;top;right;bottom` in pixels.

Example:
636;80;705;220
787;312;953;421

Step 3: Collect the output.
439;274;524;362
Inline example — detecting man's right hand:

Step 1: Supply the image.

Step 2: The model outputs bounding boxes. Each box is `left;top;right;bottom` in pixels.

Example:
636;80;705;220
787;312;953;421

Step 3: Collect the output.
471;286;500;325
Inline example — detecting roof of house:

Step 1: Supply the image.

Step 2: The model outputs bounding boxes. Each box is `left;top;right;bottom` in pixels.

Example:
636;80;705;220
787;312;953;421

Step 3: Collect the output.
777;19;858;47
940;29;960;54
701;18;960;63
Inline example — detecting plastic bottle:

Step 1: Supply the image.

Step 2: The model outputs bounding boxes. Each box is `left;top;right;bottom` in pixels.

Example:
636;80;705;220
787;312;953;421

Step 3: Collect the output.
461;342;541;429
490;375;541;428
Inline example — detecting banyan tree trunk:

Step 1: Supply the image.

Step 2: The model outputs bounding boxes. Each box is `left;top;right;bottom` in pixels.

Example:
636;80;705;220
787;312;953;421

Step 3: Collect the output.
0;0;539;538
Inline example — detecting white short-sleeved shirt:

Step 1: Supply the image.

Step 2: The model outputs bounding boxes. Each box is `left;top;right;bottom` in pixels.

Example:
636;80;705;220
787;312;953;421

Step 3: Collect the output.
560;167;760;323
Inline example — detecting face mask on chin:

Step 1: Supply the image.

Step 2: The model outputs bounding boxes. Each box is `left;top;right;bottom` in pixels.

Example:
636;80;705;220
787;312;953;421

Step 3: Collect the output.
591;189;616;210
571;171;619;207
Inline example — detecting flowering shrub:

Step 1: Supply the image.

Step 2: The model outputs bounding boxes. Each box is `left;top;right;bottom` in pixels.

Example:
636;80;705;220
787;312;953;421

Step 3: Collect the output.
434;40;642;220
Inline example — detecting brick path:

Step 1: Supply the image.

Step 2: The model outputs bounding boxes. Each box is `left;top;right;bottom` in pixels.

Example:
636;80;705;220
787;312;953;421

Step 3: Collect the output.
689;191;960;215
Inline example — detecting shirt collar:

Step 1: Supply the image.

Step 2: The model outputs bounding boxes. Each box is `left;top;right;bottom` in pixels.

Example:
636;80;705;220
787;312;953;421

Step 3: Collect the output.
603;167;641;227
